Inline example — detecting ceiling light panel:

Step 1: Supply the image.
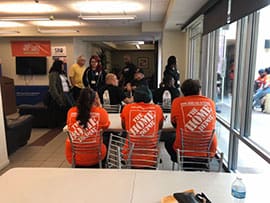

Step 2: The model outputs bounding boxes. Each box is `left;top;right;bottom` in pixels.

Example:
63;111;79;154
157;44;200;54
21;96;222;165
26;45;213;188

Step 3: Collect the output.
79;15;136;20
0;30;20;34
38;29;79;34
0;21;24;27
0;16;53;21
0;3;56;13
73;1;143;13
32;20;81;27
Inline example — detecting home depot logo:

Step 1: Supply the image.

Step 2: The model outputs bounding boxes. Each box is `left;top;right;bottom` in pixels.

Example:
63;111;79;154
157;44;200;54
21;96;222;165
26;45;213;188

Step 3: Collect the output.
182;102;214;132
70;112;100;142
129;110;156;135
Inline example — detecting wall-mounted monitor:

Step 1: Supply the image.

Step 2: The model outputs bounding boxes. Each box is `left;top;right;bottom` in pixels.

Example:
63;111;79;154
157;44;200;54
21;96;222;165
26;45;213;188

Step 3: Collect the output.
16;57;47;75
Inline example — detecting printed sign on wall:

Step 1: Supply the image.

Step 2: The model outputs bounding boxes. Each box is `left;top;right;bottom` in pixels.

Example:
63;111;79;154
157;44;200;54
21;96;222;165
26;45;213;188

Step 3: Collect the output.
51;46;66;56
11;41;51;56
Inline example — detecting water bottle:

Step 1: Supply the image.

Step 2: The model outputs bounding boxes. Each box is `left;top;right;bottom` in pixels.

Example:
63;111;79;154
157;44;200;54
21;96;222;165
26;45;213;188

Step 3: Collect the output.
231;177;246;203
162;90;171;108
103;90;110;105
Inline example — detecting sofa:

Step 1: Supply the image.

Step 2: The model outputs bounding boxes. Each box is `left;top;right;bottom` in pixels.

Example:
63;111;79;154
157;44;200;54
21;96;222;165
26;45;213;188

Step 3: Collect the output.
5;114;33;155
18;103;50;128
18;101;67;128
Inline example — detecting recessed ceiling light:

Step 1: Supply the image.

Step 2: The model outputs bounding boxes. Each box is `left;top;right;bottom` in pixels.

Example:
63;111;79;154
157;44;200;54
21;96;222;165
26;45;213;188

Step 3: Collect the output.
0;3;55;13
32;20;81;27
0;21;24;27
38;29;79;34
0;30;20;34
79;15;136;20
73;1;142;13
0;16;54;21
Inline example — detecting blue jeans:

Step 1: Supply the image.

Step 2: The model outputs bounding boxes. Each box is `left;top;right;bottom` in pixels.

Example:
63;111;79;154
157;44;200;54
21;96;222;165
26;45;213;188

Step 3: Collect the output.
253;87;270;107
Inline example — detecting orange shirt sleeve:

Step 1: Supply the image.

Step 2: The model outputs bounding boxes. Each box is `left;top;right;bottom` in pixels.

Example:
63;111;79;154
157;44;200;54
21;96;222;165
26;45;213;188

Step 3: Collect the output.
66;107;77;130
120;104;129;128
98;107;110;130
156;105;164;130
171;98;179;125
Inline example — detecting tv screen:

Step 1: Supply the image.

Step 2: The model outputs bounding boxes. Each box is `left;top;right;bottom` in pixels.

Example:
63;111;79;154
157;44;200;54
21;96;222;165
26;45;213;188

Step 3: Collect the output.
16;57;47;75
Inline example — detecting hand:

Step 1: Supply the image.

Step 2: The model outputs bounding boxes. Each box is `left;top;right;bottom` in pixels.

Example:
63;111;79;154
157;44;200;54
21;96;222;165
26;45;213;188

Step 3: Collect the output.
125;83;132;92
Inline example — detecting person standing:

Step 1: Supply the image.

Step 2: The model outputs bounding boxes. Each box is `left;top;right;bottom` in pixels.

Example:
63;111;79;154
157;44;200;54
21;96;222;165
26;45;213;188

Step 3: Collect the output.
163;55;180;88
120;55;137;87
153;74;180;105
82;55;106;91
69;55;86;101
48;60;74;127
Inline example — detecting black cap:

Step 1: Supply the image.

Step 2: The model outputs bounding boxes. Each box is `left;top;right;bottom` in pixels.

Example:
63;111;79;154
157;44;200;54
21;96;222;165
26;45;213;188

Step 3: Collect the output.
135;68;144;74
134;85;152;103
258;69;265;74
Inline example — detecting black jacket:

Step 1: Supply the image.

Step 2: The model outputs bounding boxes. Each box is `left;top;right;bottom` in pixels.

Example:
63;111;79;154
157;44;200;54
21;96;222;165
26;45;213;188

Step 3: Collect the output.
83;67;106;91
164;66;180;88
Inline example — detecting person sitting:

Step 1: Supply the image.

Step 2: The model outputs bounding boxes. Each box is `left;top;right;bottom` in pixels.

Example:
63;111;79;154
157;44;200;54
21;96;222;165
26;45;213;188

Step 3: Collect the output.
82;55;106;91
131;68;148;88
164;79;217;165
253;68;270;109
65;87;110;167
125;68;148;98
153;75;180;107
98;73;133;106
121;86;164;168
254;69;266;92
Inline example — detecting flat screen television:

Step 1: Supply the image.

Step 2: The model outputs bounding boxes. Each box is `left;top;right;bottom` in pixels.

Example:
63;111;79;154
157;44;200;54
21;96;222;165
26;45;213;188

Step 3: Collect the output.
16;57;47;75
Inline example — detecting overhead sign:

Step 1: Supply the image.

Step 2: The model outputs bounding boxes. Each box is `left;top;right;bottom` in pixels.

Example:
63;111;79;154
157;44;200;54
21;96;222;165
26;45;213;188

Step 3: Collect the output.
11;41;51;56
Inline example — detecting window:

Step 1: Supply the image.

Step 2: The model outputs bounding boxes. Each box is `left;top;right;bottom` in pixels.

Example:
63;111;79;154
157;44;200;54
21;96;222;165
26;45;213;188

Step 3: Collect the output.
249;5;270;156
215;22;237;123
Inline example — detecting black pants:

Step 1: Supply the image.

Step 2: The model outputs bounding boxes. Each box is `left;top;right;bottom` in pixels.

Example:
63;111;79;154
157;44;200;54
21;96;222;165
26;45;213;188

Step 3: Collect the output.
165;134;209;170
164;133;177;162
72;86;82;102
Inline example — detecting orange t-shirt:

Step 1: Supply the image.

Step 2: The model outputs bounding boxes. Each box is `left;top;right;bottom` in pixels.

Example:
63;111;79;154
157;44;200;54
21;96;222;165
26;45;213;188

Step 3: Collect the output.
171;95;217;157
65;106;110;166
121;102;164;167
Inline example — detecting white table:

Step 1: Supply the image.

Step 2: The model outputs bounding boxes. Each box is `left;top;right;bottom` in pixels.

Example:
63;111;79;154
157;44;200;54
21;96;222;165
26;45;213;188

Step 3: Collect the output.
109;113;174;132
63;113;174;133
0;168;269;203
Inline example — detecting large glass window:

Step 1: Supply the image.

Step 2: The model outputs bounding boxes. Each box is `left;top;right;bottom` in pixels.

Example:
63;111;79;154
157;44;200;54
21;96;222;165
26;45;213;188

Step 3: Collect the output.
250;5;270;156
237;141;270;173
188;17;203;80
215;22;237;122
201;7;270;172
216;122;229;162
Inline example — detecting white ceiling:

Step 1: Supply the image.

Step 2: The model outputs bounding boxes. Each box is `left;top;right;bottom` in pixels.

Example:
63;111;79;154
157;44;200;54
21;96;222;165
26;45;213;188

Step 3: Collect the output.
0;0;207;49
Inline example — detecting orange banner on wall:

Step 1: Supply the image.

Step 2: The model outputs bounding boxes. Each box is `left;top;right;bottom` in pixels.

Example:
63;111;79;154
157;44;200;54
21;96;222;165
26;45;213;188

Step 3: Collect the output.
11;41;51;56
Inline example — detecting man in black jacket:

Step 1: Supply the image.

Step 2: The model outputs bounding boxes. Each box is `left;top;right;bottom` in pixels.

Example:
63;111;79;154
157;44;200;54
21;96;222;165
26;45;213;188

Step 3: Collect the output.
98;73;133;105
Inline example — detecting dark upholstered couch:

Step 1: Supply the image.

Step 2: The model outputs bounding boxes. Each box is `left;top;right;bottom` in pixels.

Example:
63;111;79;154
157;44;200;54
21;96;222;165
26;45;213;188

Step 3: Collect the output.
5;114;33;155
18;103;49;128
18;102;66;128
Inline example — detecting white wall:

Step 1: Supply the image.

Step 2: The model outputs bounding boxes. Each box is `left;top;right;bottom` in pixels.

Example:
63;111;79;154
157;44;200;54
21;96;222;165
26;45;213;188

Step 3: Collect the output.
0;37;76;85
162;31;187;83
